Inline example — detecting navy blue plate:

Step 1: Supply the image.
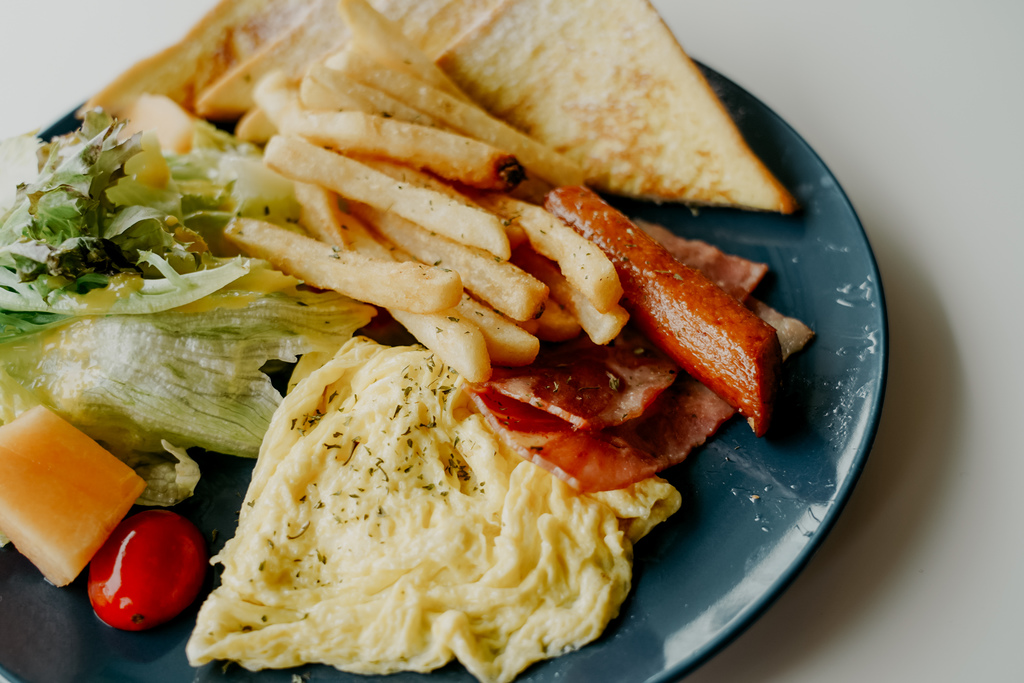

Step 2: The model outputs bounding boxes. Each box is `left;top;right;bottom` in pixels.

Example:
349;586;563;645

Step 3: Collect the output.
0;65;887;683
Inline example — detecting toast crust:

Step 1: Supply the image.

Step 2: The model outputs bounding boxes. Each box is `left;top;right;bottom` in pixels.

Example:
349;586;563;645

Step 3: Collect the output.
438;0;797;212
83;0;312;116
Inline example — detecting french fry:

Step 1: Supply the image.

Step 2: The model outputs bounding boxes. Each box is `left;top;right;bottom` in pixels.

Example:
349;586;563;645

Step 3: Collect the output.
293;181;356;248
352;203;547;321
337;0;471;103
358;158;473;202
473;193;623;312
234;106;277;144
329;222;499;377
225;218;462;313
301;63;440;127
280;108;524;191
263;135;511;258
354;160;526;247
519;298;582;343
389;309;491;383
323;49;587;187
335;209;397;259
513;246;628;345
455;295;539;367
252;71;302;126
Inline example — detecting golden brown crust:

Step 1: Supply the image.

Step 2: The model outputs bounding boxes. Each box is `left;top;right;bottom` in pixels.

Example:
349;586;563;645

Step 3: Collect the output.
439;0;798;213
83;0;312;116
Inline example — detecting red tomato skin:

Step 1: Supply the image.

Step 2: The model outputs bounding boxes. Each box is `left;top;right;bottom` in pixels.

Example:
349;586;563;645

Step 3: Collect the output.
87;510;208;631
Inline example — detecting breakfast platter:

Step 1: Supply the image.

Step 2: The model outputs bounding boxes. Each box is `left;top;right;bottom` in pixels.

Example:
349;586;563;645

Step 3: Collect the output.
0;54;886;681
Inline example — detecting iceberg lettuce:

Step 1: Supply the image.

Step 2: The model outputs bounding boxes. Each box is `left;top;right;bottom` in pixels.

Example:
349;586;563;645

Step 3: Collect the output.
0;272;374;458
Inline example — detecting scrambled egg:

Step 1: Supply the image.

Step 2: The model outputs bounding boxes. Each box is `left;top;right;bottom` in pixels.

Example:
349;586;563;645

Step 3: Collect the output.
186;337;680;683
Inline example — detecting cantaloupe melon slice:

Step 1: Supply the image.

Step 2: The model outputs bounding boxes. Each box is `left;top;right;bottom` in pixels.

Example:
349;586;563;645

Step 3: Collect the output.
0;406;147;586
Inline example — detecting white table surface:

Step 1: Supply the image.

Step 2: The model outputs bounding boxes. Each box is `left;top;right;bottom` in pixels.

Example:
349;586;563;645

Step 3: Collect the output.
1;1;1022;682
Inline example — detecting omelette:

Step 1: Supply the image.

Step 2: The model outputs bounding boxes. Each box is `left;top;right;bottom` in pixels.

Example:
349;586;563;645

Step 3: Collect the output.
186;337;680;682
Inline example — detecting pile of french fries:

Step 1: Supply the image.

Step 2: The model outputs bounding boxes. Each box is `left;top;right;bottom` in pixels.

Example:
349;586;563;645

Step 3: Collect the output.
227;0;627;382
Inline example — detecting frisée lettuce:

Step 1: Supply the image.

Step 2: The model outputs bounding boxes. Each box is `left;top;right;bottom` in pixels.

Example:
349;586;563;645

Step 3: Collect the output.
0;110;300;331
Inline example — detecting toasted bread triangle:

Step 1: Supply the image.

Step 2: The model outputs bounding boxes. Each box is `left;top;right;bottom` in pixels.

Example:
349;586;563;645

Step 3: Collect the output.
438;0;797;212
85;0;498;120
84;0;312;117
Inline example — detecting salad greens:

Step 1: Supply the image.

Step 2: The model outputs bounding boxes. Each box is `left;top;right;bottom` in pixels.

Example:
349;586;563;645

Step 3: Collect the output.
0;110;301;323
0;112;375;514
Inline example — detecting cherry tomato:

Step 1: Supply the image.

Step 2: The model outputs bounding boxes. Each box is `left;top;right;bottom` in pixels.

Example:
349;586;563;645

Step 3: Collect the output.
87;510;208;631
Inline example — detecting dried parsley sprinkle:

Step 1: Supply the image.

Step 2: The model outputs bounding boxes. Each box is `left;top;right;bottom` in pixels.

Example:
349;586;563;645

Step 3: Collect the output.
287;522;310;539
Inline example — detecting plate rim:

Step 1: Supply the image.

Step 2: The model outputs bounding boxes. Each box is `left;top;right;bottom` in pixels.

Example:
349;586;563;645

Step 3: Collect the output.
649;62;890;681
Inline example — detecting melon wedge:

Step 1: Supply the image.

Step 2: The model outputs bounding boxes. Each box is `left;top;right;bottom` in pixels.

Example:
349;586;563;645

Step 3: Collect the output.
0;406;147;586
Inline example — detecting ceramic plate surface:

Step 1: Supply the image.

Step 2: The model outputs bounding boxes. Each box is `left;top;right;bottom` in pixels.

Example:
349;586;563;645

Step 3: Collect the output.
0;65;887;683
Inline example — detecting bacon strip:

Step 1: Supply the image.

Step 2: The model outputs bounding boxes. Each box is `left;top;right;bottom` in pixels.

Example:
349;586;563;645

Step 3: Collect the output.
635;219;768;301
609;376;736;471
476;338;678;431
469;392;663;492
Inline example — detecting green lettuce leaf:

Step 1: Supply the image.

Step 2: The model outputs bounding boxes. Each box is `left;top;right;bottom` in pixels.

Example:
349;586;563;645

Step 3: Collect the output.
120;441;202;507
0;113;301;326
0;254;251;320
0;277;375;458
